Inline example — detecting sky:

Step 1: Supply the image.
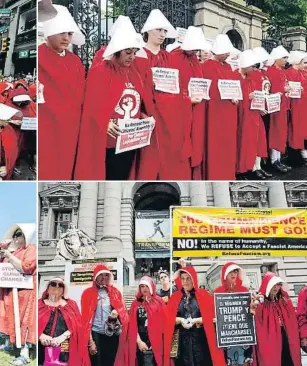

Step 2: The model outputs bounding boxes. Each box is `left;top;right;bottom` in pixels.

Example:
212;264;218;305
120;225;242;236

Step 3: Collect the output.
0;182;36;242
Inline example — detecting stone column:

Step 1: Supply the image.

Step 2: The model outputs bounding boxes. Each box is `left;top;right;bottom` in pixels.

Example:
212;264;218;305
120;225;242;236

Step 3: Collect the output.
102;182;122;239
282;27;307;52
78;182;98;239
212;182;231;207
190;182;207;206
267;182;288;208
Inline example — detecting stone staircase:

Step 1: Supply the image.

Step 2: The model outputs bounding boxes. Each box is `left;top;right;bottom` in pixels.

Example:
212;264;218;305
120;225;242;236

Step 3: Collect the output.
123;285;138;310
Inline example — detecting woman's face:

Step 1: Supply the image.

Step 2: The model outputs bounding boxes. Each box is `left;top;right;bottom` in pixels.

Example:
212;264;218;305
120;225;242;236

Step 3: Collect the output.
148;28;167;45
180;272;193;291
140;284;151;297
241;66;253;75
185;50;197;57
12;231;26;248
160;273;170;285
303;59;307;70
47;32;73;52
275;56;288;68
197;50;212;63
48;280;64;300
215;53;230;63
117;48;138;67
96;273;110;287
226;269;239;284
269;283;282;298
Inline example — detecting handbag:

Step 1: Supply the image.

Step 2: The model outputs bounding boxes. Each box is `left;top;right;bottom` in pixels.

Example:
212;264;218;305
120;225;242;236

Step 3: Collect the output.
44;346;68;366
143;349;155;366
170;328;180;358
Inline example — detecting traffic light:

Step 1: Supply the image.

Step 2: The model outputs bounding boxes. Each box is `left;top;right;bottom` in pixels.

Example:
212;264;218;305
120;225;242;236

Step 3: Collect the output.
1;37;10;52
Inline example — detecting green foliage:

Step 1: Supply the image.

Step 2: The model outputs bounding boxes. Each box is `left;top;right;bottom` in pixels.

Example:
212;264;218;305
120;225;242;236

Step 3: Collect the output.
263;0;307;37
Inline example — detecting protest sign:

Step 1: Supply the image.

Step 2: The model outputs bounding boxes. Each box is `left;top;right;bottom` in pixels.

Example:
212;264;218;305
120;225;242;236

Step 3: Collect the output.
176;27;187;43
266;93;281;113
135;211;170;258
218;80;243;100
288;81;302;99
250;91;266;111
151;67;180;94
188;78;212;100
226;58;240;71
0;263;34;348
20;117;37;130
171;207;307;257
214;292;256;348
115;117;155;154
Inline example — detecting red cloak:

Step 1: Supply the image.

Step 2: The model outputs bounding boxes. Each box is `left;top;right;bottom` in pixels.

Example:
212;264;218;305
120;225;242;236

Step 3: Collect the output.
237;70;267;173
38;297;84;366
134;48;191;180
254;272;301;366
38;43;85;180
297;285;307;340
91;46;107;68
171;50;206;178
127;276;165;366
201;59;240;180
214;262;249;293
301;70;307;139
285;67;304;149
74;58;156;180
164;266;226;366
263;66;289;152
81;264;129;366
0;124;19;180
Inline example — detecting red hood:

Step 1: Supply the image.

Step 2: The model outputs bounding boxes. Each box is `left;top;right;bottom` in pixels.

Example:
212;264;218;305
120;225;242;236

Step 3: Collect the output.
259;272;285;298
137;276;156;298
92;263;113;286
9;88;30;100
174;265;199;290
29;84;36;99
14;79;28;90
221;262;243;287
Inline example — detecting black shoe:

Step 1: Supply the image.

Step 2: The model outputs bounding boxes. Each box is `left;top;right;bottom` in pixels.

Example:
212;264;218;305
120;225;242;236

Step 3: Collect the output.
260;169;273;178
254;170;267;180
246;170;266;180
280;162;292;171
302;158;307;165
236;173;249;180
272;161;287;173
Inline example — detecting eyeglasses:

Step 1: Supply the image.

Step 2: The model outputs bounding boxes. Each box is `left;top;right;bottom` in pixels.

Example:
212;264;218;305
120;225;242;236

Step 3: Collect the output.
49;281;64;288
12;232;23;239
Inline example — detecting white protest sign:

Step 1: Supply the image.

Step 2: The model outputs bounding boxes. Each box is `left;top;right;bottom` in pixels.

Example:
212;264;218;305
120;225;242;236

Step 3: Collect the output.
218;79;243;100
37;81;45;104
0;263;33;289
288;81;302;99
151;67;180;94
176;27;187;43
250;91;266;111
188;78;212;100
266;93;281;113
115;117;155;154
226;58;240;71
20;117;37;131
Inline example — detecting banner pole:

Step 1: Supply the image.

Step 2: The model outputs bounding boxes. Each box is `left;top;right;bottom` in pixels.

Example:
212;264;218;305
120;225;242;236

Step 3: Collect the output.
13;287;21;348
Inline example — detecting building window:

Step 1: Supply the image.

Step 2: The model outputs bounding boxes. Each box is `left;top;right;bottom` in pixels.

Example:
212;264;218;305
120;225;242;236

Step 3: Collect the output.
53;210;72;239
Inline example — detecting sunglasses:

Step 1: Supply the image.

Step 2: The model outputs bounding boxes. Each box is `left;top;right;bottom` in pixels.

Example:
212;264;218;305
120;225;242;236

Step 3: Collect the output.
49;281;64;288
13;232;23;239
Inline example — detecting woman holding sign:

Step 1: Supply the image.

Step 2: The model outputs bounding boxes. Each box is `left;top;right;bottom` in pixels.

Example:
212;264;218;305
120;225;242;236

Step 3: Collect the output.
201;34;241;180
164;265;226;366
134;9;191;180
0;224;36;366
236;50;269;180
214;262;254;366
170;26;212;180
254;272;302;366
75;21;156;180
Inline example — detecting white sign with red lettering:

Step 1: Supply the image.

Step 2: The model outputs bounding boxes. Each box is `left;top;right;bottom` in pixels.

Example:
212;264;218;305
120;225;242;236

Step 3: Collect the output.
0;263;33;289
250;91;266;111
176;27;187;43
218;79;243;100
288;81;302;99
152;67;180;94
188;78;212;100
20;117;37;130
266;93;281;113
115;117;155;154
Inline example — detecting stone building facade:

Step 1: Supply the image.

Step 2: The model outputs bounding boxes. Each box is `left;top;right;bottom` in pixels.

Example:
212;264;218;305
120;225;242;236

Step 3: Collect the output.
38;181;307;307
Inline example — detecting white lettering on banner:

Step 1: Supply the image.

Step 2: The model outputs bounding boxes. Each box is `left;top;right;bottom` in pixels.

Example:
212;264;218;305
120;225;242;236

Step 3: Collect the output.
266;93;281;114
115;117;155;154
288;81;302;99
218;79;243;100
20;117;37;131
188;78;212;100
250;91;266;111
0;263;33;289
151;67;180;94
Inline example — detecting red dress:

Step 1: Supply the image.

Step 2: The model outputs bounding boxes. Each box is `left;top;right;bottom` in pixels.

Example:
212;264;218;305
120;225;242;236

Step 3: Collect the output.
38;43;85;180
237;70;267;173
134;48;191;180
201;59;240;180
300;70;307;140
263;66;288;152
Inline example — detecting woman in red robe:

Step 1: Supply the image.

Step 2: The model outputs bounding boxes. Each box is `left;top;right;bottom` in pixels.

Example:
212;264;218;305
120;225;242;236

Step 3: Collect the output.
164;265;226;366
38;4;85;180
74;22;156;180
38;278;84;366
170;26;211;180
301;56;307;162
134;9;191;180
237;50;268;180
201;34;241;180
81;264;129;366
254;272;301;366
297;285;307;354
127;276;165;366
0;224;36;364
